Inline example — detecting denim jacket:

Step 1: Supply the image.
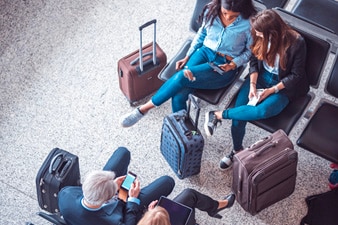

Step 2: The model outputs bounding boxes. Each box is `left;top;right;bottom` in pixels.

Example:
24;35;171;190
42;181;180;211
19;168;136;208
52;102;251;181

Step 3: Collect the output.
187;14;252;67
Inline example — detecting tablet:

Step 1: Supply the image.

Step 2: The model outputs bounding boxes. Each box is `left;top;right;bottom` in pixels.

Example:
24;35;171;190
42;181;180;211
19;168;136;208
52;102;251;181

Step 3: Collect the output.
157;196;192;225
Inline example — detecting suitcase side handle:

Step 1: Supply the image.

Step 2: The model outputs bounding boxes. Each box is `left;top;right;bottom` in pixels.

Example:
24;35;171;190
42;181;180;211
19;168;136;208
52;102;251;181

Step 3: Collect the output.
48;153;72;178
130;52;153;66
254;141;277;157
49;153;63;174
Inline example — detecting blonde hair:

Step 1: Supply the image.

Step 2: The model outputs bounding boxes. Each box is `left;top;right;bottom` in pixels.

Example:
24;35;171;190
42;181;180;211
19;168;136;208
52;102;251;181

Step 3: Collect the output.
137;206;171;225
82;170;117;206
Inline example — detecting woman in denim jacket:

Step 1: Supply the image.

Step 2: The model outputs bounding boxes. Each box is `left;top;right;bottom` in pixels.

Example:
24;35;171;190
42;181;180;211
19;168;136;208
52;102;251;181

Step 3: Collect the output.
120;0;257;128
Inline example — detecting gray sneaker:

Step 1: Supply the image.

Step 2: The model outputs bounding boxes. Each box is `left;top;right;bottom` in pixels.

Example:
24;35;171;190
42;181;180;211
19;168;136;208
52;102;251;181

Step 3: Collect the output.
219;150;241;170
120;108;145;127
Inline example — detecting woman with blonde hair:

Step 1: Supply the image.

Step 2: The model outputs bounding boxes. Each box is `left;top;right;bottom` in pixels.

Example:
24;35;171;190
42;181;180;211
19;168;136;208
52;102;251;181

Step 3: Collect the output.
138;188;235;225
137;206;171;225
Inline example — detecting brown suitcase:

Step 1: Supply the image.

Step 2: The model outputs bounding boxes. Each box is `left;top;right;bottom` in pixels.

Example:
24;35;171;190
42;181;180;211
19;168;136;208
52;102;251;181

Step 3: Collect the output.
117;19;166;105
232;129;297;215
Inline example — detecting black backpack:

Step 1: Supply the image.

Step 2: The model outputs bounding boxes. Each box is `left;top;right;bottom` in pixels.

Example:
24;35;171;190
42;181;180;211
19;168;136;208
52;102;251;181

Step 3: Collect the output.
300;188;338;225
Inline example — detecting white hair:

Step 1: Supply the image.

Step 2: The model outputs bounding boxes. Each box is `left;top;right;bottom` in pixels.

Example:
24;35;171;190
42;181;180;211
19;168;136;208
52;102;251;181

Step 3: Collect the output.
82;170;118;206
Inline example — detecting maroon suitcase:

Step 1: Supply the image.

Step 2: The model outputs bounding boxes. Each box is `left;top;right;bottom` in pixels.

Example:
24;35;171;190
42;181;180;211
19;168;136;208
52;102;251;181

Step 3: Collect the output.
117;19;166;105
232;129;297;215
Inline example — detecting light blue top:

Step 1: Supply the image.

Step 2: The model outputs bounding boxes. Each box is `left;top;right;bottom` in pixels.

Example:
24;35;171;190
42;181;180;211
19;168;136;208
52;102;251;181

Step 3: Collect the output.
187;14;253;67
263;41;280;75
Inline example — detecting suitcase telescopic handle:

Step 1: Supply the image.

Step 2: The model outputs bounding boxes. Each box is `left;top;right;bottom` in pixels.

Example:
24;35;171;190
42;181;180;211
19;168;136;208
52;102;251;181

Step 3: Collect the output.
187;94;201;131
132;19;157;72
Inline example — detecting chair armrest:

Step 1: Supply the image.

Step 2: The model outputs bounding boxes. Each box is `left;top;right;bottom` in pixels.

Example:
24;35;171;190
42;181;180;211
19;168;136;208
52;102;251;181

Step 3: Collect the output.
37;211;67;225
158;38;192;81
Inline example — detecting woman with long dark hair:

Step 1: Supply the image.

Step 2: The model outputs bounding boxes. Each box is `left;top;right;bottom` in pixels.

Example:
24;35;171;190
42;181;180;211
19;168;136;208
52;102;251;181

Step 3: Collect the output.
120;0;257;128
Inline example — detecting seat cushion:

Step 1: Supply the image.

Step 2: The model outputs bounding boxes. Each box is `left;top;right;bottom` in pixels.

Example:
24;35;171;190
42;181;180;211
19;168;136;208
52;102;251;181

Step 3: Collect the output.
250;93;313;134
297;101;338;164
292;0;338;34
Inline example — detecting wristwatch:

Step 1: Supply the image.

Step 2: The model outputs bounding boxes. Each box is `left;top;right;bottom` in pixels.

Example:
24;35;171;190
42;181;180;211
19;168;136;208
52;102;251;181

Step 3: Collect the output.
274;85;279;93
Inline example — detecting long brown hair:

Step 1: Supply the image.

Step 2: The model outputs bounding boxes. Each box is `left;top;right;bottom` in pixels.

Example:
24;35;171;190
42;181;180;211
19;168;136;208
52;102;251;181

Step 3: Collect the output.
137;206;171;225
250;9;299;70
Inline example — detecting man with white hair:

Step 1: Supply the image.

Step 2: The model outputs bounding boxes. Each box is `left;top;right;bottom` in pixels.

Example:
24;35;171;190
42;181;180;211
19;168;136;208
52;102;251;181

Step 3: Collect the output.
58;146;175;225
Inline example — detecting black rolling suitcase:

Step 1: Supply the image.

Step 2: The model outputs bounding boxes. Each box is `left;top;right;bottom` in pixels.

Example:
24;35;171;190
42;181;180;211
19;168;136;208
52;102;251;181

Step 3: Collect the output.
232;129;297;215
36;148;81;213
160;96;204;179
117;19;166;105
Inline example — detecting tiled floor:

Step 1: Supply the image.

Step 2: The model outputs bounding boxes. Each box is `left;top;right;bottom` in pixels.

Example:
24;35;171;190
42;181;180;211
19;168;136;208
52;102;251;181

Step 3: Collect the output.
0;0;337;224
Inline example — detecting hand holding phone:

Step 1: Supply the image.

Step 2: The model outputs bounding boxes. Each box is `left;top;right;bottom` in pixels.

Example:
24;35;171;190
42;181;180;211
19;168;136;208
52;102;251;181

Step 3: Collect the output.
121;171;137;191
118;172;137;202
208;62;225;75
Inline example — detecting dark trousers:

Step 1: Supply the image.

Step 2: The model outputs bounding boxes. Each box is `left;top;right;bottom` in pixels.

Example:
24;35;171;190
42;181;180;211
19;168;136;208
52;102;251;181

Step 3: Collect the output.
103;147;175;212
174;188;218;225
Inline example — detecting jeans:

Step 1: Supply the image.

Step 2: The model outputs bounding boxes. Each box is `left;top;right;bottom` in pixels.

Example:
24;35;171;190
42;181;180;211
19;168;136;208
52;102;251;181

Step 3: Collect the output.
173;188;218;225
152;46;238;112
222;69;289;150
103;147;175;211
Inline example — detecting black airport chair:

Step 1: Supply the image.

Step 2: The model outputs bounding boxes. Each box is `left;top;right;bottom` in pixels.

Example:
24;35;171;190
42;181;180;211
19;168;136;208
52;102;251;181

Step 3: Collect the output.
297;55;338;164
292;0;338;35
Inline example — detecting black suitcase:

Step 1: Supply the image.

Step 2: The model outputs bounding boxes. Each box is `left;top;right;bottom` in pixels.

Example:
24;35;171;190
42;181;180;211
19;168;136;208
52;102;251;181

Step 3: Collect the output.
232;129;297;215
36;148;81;213
117;19;166;105
160;96;204;179
300;189;338;225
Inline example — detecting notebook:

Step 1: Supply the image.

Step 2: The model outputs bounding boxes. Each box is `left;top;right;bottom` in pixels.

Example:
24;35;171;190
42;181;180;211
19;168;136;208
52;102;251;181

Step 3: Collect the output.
157;196;192;225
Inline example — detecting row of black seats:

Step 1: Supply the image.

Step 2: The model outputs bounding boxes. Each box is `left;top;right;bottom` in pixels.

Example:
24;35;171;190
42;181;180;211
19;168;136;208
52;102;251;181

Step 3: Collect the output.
158;0;338;164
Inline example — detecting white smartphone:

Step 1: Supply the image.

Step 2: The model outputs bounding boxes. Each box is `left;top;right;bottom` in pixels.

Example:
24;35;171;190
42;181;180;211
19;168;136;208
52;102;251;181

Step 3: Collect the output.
121;171;137;191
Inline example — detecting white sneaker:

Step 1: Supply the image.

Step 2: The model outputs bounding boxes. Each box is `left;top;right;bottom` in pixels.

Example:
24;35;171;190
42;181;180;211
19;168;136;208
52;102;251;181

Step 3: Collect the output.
120;108;145;127
219;149;241;170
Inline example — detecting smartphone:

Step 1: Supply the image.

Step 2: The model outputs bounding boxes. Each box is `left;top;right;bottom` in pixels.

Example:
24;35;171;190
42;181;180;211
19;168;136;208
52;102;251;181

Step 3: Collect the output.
208;62;224;75
121;171;137;191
